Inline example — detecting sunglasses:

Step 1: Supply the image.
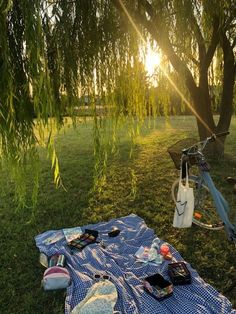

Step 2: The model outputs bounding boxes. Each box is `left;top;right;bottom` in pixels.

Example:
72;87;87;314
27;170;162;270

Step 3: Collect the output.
93;274;110;280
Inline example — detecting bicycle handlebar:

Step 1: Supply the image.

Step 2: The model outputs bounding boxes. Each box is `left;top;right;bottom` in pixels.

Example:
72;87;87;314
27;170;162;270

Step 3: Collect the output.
208;131;230;142
183;131;230;156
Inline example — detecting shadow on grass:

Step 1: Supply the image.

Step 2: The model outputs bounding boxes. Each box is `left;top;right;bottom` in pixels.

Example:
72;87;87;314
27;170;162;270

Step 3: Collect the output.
1;117;236;312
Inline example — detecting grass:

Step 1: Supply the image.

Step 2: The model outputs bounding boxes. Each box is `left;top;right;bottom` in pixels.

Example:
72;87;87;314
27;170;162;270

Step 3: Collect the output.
0;115;236;314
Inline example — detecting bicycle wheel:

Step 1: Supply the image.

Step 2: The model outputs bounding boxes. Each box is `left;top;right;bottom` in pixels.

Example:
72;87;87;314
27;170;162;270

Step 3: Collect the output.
171;176;224;230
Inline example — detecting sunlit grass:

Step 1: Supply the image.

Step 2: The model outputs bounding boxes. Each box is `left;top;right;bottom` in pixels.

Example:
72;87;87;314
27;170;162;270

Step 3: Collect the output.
0;115;236;313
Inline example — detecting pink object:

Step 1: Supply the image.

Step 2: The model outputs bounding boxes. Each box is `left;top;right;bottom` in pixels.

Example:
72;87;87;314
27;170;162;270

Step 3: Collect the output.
160;244;170;255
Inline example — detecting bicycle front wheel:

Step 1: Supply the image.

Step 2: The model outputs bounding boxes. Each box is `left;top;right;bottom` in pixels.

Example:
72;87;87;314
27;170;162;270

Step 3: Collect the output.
171;177;224;230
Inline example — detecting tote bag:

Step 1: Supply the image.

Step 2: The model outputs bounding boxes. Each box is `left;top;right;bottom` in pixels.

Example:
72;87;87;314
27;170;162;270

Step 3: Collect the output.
173;163;194;228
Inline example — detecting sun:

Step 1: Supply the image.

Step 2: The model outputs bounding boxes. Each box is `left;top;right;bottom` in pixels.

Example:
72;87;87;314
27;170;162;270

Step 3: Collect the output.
145;49;161;76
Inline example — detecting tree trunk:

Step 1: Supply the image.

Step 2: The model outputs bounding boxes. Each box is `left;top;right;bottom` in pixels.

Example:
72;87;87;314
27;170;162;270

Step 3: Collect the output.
213;34;235;157
216;34;235;135
193;90;215;139
190;85;219;158
185;64;216;141
190;84;230;158
187;34;235;157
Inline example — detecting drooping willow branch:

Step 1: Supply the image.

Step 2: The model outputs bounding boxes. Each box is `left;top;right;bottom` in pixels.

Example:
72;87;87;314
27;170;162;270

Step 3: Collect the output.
0;0;235;207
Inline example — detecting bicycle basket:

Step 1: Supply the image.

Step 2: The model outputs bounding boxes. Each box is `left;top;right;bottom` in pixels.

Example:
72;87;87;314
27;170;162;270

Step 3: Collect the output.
167;138;198;170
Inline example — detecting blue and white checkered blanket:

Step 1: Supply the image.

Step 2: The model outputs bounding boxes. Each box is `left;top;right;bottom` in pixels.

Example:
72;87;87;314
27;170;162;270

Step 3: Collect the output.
35;214;236;314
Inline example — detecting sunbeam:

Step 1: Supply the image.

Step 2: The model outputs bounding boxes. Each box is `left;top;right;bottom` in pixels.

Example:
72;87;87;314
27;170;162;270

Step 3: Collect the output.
116;0;214;136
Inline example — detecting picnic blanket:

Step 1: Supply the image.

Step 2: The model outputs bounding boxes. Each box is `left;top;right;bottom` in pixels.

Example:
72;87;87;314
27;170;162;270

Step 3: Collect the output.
35;214;236;314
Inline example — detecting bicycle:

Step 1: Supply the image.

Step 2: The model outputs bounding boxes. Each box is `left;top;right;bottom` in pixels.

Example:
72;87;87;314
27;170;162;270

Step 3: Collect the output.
167;131;236;243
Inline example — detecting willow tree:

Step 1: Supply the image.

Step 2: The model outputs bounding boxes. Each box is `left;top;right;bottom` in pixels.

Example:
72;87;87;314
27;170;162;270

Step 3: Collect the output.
113;0;235;146
0;0;235;204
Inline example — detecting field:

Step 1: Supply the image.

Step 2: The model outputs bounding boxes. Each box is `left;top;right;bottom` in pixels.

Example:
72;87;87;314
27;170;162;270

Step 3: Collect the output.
0;115;236;313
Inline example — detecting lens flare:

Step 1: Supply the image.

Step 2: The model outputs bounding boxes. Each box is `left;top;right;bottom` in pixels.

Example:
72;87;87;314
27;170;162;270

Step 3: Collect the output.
116;0;214;135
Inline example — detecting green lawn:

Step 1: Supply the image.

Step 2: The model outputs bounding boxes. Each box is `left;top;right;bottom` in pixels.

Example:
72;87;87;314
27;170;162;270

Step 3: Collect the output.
0;115;236;313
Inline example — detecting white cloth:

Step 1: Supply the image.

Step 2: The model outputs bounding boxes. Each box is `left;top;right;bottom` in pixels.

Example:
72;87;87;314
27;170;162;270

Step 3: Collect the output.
71;280;118;314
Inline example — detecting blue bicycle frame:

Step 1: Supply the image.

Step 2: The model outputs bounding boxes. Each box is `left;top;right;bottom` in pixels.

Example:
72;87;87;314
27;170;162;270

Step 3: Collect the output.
193;171;236;242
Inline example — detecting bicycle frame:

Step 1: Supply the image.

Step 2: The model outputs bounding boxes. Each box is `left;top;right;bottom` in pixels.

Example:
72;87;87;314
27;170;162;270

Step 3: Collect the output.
169;131;236;242
192;170;236;242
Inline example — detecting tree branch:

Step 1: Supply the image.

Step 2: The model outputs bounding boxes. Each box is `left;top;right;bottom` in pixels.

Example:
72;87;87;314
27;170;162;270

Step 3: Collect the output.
188;8;206;61
138;0;155;18
205;16;220;68
111;0;198;98
172;43;199;67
